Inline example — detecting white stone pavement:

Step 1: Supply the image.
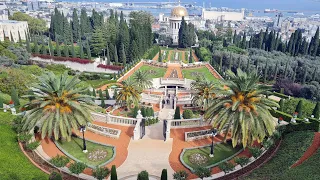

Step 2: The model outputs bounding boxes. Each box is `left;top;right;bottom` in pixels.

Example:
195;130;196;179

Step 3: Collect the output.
116;119;174;180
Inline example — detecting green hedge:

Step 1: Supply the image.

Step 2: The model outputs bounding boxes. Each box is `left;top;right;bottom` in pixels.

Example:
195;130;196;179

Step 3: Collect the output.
270;109;294;122
273;92;290;99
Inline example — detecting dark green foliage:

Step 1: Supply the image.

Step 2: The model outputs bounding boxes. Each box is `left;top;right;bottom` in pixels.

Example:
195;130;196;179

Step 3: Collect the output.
105;89;110;100
41;38;47;55
92;88;96;97
0;98;3;108
137;170;149;180
218;161;236;174
93;166;110;180
182;109;193;119
98;89;103;100
158;48;162;62
11;87;20;106
26;141;40;151
49;172;62;180
106;44;111;65
48;39;54;56
86;40;91;59
234;156;250;167
295;100;303;118
56;39;61;57
101;99;105;108
141;106;146;117
312;102;320;119
160;169;167;180
50;155;70;168
113;88;117;99
25;32;31;53
131;106;139;118
174;106;181;119
249;146;263;159
194;166;211;179
111;165;117;180
17;133;32;143
114;45;118;64
279;99;284;112
178;16;188;48
173;170;188;180
68;162;86;176
33;38;39;54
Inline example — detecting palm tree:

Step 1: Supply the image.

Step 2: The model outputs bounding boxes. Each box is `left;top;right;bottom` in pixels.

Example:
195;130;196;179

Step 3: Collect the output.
132;70;153;90
116;78;141;108
191;77;217;111
204;69;279;147
22;71;96;141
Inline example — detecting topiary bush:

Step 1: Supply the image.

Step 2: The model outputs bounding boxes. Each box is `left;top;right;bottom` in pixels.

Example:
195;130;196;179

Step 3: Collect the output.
194;166;211;179
218;161;235;174
182;109;193;119
174;106;181;119
137;170;149;180
160;169;167;180
111;165;117;180
249;146;263;159
312;102;320;119
295;100;303;118
173;170;189;180
93;166;110;180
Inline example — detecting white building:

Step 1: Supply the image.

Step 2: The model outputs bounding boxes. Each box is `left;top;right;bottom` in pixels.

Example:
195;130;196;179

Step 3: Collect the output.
202;8;245;22
0;20;29;42
169;5;190;45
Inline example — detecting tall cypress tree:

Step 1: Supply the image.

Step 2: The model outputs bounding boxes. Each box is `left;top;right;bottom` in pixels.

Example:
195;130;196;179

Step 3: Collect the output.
295;100;303;118
10;31;14;42
71;8;80;41
158;48;162;62
106;44;111;65
292;65;297;82
283;61;289;78
18;31;22;46
34;38;39;54
48;38;54;56
273;62;279;81
312;102;320;119
114;45;118;64
263;61;268;83
189;48;193;63
302;68;308;84
312;67;317;81
86;40;91;59
233;30;237;44
241;32;246;49
41;38;47;55
312;27;319;56
11;87;20;106
63;40;69;57
121;43;126;67
25;31;31;53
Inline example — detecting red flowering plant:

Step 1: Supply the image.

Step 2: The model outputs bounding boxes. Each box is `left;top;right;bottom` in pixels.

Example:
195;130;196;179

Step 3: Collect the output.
293;112;298;118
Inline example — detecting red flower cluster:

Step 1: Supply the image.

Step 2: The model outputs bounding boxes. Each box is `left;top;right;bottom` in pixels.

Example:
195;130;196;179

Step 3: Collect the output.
97;64;123;71
32;54;92;64
9;100;14;104
279;117;283;121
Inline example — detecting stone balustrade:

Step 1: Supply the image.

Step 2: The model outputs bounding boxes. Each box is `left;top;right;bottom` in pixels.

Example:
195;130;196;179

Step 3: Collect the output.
184;129;214;142
160;78;186;85
87;123;121;139
170;118;207;129
91;112;107;122
108;114;137;126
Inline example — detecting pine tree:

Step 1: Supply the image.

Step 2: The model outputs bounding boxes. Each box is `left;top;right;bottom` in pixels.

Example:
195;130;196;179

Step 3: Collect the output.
114;45;118;64
106;44;111;65
86;40;91;59
91;28;105;55
80;8;91;36
48;38;54;56
118;11;130;56
71;8;80;41
25;31;31;53
258;30;264;49
312;102;320;119
158;48;162;62
295;100;303;118
11;87;20;106
113;88;118;99
101;98;105;108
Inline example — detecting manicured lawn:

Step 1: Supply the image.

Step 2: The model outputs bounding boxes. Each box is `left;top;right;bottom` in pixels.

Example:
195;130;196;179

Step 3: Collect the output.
81;79;117;89
133;65;166;78
244;131;315;180
182;67;218;82
182;142;242;169
57;137;114;167
0;112;48;180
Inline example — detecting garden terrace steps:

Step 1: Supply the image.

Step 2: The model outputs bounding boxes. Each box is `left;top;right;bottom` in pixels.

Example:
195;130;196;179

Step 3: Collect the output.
291;132;320;168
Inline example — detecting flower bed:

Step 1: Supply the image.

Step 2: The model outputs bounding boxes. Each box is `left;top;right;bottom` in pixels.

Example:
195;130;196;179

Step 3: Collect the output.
97;64;123;71
87;123;121;139
32;54;92;64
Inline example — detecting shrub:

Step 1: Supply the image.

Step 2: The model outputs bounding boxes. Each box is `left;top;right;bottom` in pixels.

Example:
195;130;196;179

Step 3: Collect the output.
137;170;149;180
218;161;235;174
26;141;40;151
33;54;92;64
11;87;20;106
262;139;274;149
279;99;284;112
68;162;86;177
141;107;146;117
182;109;193;119
194;166;211;179
97;64;123;71
234;156;250;167
49;172;62;180
93;166;110;180
50;155;70;169
111;165;117;180
174;106;181;119
312;102;320;119
0;97;3;108
161;169;167;180
17;133;32;143
173;170;189;180
105;89;110;100
295;100;303;118
249;146;263;159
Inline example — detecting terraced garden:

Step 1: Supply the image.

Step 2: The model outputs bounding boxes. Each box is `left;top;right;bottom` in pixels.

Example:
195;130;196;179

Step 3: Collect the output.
133;65;166;78
182;67;218;82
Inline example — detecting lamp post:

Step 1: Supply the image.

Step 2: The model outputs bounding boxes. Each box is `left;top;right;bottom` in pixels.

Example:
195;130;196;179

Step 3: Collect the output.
80;125;87;153
210;129;218;158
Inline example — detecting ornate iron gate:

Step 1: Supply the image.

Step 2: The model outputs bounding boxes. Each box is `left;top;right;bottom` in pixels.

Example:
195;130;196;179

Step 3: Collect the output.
163;120;167;140
140;118;145;139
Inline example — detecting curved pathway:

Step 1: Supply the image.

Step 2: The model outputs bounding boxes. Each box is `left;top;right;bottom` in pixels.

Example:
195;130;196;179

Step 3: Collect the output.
291;132;320;168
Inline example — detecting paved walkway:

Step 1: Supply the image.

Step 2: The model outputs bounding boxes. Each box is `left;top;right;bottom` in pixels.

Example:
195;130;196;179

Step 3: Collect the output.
291;132;320;168
192;51;199;62
117;122;174;179
205;64;223;79
118;61;145;82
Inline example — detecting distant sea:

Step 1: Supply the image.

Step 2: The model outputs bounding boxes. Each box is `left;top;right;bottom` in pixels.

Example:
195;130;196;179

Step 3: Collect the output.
63;0;320;12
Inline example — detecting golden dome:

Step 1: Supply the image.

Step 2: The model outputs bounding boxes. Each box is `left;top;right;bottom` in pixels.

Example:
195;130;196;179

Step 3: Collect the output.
171;6;188;17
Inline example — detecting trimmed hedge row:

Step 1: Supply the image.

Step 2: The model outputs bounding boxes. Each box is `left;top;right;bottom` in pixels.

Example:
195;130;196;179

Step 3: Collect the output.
33;54;92;64
97;64;123;71
270;109;320;132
